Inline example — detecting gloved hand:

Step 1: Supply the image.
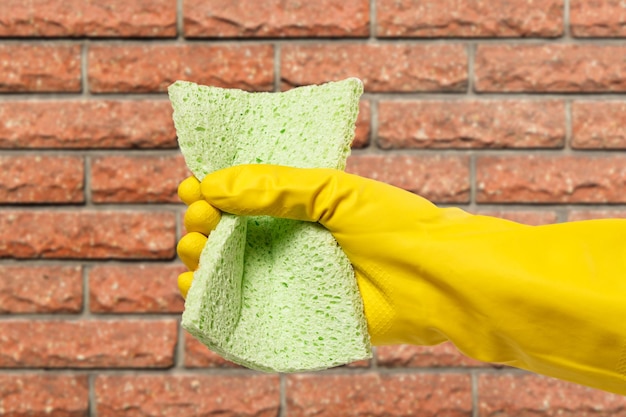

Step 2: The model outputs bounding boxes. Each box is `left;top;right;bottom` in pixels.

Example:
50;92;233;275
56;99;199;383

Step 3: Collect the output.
177;164;626;395
176;176;222;298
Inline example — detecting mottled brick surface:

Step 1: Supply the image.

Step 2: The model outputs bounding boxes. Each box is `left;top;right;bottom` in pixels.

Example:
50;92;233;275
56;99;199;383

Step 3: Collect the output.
183;333;370;369
184;332;241;368
0;0;176;37
479;374;626;416
0;44;81;92
0;100;176;149
568;210;626;222
184;0;369;38
0;320;177;368
0;265;83;313
0;374;89;417
88;44;275;93
347;154;470;203
377;0;563;37
282;44;467;92
89;264;185;313
377;343;487;368
353;100;371;148
0;155;84;203
475;44;626;92
378;100;565;149
286;373;472;417
96;375;280;417
474;210;559;226
571;0;626;37
477;155;626;203
572;101;626;149
91;154;189;203
2;1;626;415
0;211;176;259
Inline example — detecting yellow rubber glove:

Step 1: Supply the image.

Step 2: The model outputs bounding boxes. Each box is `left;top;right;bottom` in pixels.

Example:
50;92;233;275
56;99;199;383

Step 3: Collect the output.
178;164;626;395
177;176;221;298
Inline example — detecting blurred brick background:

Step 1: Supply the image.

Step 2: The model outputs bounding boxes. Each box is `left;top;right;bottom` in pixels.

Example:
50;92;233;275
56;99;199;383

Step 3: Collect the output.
1;0;626;415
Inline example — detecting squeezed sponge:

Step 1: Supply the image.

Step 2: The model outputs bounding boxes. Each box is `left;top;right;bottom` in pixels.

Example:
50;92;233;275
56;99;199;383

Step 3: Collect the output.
168;78;371;372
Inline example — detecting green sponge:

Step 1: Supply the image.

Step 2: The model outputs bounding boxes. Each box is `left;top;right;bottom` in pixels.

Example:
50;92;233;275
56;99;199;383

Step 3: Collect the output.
168;78;371;372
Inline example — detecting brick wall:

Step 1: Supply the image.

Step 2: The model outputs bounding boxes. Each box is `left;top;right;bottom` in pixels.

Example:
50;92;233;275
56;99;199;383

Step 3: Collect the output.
1;0;625;415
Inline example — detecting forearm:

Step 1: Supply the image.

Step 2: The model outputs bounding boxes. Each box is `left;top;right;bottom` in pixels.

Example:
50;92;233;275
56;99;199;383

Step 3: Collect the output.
387;215;626;394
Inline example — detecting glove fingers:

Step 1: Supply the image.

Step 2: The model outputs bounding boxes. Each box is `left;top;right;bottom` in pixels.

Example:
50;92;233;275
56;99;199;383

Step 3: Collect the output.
184;200;222;235
178;271;194;299
178;176;203;206
199;165;367;230
200;164;328;222
200;164;440;234
178;176;224;299
177;231;207;270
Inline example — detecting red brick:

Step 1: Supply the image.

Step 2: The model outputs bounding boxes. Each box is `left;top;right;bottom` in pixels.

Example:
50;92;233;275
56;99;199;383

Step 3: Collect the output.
571;0;626;37
0;100;176;149
0;156;84;203
0;44;81;92
0;320;177;368
377;342;487;368
91;154;189;203
281;44;467;92
572;101;626;149
184;332;371;369
479;374;626;416
476;155;626;203
88;44;274;93
346;154;470;203
0;0;176;37
178;210;187;239
184;332;241;368
474;210;558;226
0;211;176;259
353;100;371;148
96;374;280;417
378;100;565;149
568;210;626;222
344;356;372;368
475;44;626;92
377;0;563;38
0;374;88;417
0;265;82;313
89;264;185;313
287;373;472;417
184;0;369;38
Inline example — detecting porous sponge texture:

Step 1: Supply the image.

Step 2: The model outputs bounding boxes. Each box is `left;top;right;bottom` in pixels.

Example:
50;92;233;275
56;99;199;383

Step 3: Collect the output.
169;78;362;176
169;78;371;372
